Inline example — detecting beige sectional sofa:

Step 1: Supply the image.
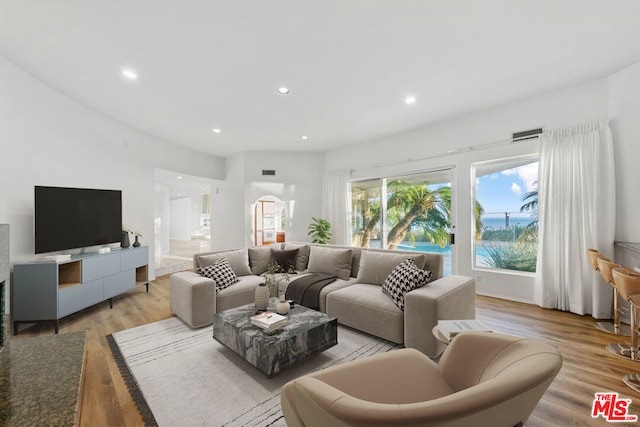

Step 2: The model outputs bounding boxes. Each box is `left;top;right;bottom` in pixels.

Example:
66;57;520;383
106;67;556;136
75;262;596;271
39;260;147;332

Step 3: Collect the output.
169;242;476;357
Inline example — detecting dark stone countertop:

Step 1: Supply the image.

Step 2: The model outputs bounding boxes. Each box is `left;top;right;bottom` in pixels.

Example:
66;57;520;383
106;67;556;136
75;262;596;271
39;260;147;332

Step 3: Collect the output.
0;331;87;426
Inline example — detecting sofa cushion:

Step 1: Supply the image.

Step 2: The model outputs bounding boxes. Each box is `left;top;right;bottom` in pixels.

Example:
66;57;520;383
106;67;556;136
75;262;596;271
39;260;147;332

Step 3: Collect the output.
326;284;405;344
198;249;252;276
356;250;427;286
196;257;239;293
307;246;353;280
284;243;311;271
248;247;271;275
270;248;299;272
216;275;264;312
382;259;432;310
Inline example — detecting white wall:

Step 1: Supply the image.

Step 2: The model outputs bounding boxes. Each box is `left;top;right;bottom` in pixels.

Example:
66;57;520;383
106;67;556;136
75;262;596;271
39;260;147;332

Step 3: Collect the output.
608;60;640;266
324;78;610;303
211;151;324;249
153;183;171;257
0;55;225;283
243;152;324;246
211;153;246;250
169;198;192;241
609;60;640;243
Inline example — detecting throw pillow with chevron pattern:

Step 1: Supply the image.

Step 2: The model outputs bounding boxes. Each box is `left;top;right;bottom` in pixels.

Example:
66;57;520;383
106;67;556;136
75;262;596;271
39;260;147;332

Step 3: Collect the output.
382;258;432;310
197;257;239;293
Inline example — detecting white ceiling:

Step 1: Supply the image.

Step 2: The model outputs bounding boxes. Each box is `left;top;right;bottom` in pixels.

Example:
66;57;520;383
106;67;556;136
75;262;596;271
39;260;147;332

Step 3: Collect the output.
2;1;640;158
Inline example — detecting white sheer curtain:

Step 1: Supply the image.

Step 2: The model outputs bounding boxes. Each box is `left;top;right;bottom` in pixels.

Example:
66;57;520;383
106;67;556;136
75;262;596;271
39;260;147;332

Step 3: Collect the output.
534;121;615;317
321;170;353;245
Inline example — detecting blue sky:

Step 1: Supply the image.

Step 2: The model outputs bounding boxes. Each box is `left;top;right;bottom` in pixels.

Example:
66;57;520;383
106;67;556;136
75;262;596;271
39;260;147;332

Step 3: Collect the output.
476;162;538;214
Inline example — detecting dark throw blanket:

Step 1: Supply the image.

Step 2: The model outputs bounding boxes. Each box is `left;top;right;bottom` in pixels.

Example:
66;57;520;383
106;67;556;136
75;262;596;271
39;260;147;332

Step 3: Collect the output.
285;274;338;310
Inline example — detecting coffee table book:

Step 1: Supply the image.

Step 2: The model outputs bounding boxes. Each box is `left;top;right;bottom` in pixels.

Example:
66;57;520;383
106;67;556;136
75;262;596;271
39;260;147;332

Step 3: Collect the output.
250;311;287;332
437;319;491;340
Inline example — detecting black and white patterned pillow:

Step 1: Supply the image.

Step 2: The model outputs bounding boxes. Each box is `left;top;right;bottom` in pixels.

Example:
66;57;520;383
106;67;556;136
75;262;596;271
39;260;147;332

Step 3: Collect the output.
382;259;432;310
197;257;239;294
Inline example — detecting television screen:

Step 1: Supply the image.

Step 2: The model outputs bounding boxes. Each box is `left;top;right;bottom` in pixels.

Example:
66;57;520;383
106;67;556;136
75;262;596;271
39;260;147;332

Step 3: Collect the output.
35;186;122;254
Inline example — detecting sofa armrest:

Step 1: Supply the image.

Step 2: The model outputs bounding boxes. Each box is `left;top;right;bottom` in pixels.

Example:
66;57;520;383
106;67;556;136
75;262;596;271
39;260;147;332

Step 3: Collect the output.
170;271;217;328
404;275;476;358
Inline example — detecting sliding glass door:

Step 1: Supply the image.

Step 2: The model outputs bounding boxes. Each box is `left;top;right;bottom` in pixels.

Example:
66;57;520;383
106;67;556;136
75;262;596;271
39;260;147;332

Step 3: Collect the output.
351;167;454;275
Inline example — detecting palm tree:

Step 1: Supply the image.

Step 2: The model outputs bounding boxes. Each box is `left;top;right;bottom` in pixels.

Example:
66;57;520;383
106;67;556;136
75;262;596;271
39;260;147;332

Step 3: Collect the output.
474;200;485;240
361;199;381;248
520;181;539;228
518;181;539;244
385;181;451;249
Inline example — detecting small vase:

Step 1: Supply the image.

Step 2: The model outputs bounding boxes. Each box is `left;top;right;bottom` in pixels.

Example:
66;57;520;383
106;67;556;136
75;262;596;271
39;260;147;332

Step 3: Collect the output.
276;295;290;315
133;235;141;247
255;283;269;311
121;231;130;248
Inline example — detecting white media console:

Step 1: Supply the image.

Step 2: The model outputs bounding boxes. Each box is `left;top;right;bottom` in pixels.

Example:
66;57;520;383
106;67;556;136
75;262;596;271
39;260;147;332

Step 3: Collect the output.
12;246;149;334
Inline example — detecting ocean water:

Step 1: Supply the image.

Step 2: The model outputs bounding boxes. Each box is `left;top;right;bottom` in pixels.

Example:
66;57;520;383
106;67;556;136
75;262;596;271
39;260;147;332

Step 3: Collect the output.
481;214;534;230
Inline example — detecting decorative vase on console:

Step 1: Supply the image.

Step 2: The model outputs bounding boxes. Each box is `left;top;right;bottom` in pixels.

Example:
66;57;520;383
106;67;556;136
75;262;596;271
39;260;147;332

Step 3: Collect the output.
276;293;290;315
133;235;141;247
255;283;269;311
121;231;130;248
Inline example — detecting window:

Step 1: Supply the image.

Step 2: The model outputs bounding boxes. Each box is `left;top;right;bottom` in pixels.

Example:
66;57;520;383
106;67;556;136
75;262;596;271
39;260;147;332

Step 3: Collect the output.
351;179;383;248
351;169;453;275
472;156;539;273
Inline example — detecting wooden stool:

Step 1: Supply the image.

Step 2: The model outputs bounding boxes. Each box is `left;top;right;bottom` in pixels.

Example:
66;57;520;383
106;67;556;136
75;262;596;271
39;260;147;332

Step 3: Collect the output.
606;267;640;361
623;278;640;391
594;254;630;336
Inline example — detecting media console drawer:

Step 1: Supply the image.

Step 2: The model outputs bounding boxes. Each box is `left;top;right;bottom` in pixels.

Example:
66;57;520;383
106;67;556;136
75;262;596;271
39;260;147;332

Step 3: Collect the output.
104;270;135;299
121;247;148;270
82;252;120;282
59;279;103;317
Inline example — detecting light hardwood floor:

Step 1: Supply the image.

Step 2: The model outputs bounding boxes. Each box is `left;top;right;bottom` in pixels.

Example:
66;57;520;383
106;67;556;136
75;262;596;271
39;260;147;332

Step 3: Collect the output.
9;275;640;426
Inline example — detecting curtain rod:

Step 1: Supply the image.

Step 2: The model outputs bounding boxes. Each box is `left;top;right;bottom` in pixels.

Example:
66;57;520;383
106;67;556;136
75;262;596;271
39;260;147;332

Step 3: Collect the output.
349;134;542;174
346;119;610;175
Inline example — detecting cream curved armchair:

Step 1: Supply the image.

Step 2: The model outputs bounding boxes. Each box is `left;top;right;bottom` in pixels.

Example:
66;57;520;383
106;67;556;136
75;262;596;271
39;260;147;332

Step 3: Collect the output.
281;331;562;427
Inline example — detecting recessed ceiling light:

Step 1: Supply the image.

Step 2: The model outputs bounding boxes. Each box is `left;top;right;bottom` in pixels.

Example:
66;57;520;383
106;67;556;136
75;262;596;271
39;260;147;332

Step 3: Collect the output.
121;69;138;80
301;135;309;140
278;87;290;95
212;128;222;134
176;176;183;180
405;95;417;105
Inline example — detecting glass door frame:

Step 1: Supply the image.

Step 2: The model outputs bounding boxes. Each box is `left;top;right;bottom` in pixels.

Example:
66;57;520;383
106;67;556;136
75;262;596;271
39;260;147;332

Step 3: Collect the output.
350;165;456;275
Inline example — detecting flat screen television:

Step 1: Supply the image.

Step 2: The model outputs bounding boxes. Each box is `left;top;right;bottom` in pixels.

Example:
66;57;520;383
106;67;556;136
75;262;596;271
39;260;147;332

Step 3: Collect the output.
35;186;122;254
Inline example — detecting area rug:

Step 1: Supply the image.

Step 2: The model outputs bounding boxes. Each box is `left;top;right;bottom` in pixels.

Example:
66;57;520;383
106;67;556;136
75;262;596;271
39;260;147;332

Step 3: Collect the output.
108;316;400;426
1;331;86;426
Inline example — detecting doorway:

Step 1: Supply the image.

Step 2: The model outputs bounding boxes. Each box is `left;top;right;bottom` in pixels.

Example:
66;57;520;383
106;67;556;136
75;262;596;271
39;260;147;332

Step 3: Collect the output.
253;196;287;246
154;169;214;276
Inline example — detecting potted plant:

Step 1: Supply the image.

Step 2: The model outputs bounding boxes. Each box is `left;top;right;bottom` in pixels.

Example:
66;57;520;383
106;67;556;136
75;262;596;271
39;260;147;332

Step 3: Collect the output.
308;217;332;244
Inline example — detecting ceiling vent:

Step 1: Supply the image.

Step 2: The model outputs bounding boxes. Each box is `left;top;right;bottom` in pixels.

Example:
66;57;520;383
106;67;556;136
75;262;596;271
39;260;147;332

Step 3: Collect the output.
512;128;543;142
262;170;276;176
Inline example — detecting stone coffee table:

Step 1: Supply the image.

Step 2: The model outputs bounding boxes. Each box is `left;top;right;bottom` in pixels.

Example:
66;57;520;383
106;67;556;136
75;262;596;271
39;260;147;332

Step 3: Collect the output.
212;299;337;377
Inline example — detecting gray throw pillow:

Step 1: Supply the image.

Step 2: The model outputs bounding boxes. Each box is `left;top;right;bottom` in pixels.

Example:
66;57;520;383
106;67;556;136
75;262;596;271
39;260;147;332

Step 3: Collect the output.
283;243;311;271
197;248;252;276
381;259;432;310
356;250;427;286
269;248;299;272
248;247;272;275
307;246;353;280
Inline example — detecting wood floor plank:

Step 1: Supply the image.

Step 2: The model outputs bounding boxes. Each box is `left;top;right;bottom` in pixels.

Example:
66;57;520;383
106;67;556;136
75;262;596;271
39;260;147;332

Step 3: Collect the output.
8;275;640;426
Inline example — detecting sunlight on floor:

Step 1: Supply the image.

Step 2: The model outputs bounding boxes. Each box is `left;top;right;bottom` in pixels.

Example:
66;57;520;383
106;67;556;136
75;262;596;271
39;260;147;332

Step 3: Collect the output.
155;238;210;277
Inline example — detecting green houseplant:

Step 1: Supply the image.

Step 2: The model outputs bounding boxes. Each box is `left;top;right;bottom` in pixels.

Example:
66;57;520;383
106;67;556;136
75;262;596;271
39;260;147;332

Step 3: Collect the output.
308;217;332;244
